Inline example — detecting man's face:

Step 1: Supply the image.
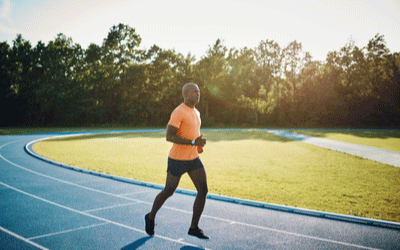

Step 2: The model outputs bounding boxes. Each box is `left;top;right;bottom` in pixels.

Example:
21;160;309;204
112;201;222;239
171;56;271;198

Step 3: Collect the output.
186;84;200;105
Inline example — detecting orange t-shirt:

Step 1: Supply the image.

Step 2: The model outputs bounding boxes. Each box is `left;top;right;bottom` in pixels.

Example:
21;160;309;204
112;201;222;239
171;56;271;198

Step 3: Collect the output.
168;103;201;160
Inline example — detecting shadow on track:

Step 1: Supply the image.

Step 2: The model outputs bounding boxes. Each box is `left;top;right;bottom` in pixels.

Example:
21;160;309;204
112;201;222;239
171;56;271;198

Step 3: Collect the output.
180;246;206;250
121;236;152;250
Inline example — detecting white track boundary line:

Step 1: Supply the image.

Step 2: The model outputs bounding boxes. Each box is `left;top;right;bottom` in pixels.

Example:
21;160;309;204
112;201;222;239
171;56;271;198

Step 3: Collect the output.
83;202;139;213
0;225;49;250
0;181;211;250
0;147;146;201
221;221;380;250
119;190;158;196
28;222;109;240
0;138;384;249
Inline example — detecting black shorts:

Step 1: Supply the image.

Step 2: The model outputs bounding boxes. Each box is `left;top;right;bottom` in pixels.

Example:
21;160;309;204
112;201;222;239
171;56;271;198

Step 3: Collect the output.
167;157;204;177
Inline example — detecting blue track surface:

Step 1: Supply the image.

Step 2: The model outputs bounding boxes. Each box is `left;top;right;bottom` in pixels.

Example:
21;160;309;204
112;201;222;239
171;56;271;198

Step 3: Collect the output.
1;131;400;250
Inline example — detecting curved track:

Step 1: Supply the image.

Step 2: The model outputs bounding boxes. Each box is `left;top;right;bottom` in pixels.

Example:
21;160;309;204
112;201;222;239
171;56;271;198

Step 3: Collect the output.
1;131;399;250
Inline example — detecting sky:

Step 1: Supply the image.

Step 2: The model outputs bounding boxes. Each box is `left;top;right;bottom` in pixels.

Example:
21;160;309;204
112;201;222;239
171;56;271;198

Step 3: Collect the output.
0;0;399;62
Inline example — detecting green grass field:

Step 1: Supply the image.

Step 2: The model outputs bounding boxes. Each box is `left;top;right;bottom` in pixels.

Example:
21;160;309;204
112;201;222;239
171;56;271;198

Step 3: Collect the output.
33;129;400;223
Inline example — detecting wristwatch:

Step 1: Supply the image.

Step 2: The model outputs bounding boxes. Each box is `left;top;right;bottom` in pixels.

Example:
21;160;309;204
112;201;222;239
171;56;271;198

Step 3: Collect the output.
191;140;195;145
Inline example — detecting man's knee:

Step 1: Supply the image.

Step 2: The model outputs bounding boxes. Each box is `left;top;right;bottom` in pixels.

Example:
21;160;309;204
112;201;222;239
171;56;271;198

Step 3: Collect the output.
198;184;208;196
162;187;176;198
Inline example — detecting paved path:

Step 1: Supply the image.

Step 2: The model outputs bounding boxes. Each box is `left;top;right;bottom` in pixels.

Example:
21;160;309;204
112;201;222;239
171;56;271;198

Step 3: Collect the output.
266;130;400;167
1;131;400;250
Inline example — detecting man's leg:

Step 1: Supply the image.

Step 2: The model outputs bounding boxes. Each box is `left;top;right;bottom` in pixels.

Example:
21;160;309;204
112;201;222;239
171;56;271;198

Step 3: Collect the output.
145;171;180;235
187;167;208;229
148;171;181;220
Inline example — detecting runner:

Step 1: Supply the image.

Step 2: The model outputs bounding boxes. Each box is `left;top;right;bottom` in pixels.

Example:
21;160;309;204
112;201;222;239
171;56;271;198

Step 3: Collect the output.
145;83;209;239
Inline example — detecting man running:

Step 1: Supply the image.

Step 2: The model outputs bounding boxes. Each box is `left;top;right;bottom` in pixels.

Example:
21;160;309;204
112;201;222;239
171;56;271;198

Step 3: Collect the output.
145;83;209;239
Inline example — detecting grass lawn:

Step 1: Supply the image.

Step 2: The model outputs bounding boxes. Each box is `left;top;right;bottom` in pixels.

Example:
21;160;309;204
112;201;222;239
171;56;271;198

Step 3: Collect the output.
289;129;400;152
33;129;400;222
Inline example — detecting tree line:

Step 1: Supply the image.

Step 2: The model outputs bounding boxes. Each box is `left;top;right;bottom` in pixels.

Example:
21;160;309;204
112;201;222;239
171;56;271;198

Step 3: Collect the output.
1;23;399;128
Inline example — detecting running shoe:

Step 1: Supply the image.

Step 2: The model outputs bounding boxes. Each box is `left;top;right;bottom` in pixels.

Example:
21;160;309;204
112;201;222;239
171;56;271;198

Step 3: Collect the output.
188;226;209;240
145;213;155;236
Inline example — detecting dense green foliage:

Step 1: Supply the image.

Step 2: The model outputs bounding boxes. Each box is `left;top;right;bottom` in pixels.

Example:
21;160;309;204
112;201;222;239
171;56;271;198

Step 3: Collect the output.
1;24;399;127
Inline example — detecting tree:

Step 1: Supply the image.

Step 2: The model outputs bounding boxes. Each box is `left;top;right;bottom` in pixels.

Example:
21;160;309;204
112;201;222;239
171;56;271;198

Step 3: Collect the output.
282;41;312;124
366;34;391;99
195;39;229;125
254;40;283;124
101;23;142;123
7;35;37;125
283;41;303;101
129;46;187;125
363;34;400;126
81;43;107;124
35;34;84;125
227;47;263;125
0;42;13;126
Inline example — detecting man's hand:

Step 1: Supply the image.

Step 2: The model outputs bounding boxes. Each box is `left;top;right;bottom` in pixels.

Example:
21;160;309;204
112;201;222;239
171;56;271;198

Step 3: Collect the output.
194;135;206;147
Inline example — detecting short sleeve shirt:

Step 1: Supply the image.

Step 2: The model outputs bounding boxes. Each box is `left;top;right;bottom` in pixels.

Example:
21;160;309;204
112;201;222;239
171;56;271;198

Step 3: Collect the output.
168;103;201;160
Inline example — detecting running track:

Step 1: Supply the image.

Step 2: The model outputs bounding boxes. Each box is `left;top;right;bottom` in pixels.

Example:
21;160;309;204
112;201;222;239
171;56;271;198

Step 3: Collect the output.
1;130;399;250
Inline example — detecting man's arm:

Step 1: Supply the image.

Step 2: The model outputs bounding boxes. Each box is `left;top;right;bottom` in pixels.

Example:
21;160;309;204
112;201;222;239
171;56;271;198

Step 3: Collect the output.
166;125;206;146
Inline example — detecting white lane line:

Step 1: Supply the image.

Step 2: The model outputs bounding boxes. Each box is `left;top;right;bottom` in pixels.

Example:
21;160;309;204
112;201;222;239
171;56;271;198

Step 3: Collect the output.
215;219;380;250
0;147;142;201
0;181;212;250
119;190;157;196
0;225;49;250
0;139;382;249
84;202;139;213
0;138;26;150
28;222;109;240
